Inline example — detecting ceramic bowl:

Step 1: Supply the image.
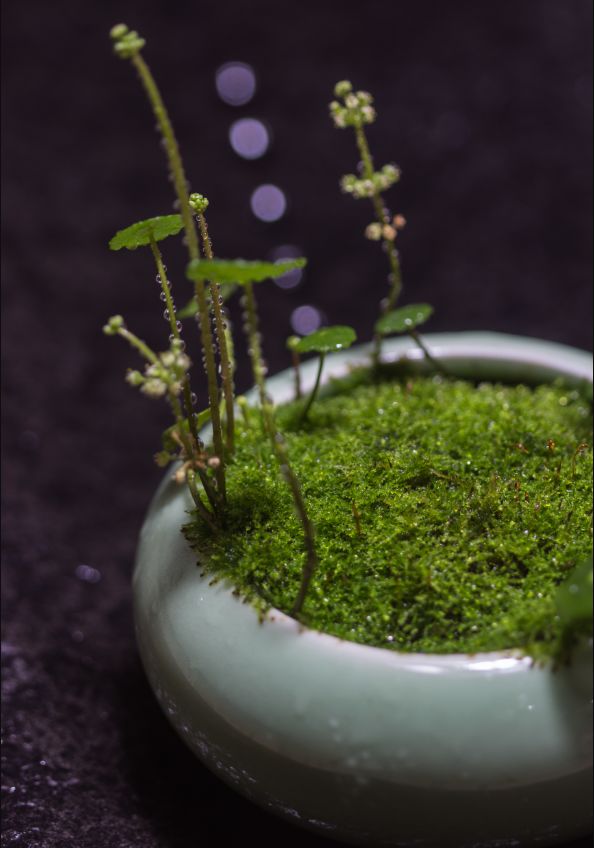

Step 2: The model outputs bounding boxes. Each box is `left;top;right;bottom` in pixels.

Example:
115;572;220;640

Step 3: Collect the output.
133;333;593;847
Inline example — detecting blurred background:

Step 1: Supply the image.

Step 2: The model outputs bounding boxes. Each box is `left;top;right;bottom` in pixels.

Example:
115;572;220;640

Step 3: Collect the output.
1;1;592;846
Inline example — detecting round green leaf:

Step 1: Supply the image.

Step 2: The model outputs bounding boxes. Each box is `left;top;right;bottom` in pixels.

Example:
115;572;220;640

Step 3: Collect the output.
109;215;184;250
186;257;306;285
375;303;434;335
295;325;357;355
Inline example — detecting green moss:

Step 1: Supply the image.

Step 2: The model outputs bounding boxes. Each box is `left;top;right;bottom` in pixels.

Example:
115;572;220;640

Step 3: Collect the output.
184;369;592;656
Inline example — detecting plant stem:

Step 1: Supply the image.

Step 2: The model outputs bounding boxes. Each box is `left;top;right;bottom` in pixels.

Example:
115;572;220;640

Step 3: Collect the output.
300;353;325;422
407;329;449;377
168;392;215;528
242;283;270;421
196;212;235;455
117;327;159;365
149;236;196;427
149;237;220;509
186;469;217;533
291;349;302;400
355;125;403;311
242;282;318;617
357;122;441;373
130;50;226;503
193;280;226;501
130;53;199;259
354;125;403;364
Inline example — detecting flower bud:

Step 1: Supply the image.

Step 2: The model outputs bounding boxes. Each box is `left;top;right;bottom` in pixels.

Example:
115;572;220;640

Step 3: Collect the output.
334;80;353;99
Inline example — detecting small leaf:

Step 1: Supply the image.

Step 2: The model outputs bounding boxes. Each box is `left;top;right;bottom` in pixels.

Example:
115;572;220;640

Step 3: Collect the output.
186;257;307;285
375;303;434;335
109;215;184;250
295;325;357;355
556;556;593;628
177;283;239;319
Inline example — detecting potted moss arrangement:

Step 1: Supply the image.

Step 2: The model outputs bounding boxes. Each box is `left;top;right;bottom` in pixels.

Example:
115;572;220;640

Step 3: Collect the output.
105;25;593;848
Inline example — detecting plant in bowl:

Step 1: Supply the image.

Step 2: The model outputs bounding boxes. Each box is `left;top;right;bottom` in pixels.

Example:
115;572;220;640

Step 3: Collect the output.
105;25;593;848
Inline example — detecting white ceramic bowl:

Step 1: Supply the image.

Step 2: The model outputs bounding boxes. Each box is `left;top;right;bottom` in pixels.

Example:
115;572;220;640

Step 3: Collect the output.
133;333;593;847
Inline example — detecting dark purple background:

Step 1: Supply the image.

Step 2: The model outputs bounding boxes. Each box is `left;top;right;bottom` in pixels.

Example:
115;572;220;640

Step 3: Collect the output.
1;0;592;845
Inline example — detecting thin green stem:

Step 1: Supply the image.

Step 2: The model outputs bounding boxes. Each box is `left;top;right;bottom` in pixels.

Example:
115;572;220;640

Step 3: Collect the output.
242;283;269;417
291;349;302;400
149;238;179;339
300;354;325;422
186;469;217;533
130;52;199;260
193;279;226;501
149;237;220;508
354;125;403;363
117;327;159;364
168;393;218;529
408;329;449;377
197;212;235;455
130;50;225;503
242;283;318;618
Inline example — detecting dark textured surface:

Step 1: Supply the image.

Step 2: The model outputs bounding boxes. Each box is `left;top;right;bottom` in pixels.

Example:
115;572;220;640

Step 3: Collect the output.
1;0;592;846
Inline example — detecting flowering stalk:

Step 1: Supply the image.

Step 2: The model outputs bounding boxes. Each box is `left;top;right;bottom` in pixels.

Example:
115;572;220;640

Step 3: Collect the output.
148;235;219;511
110;23;226;504
102;316;215;527
330;81;443;372
330;81;402;363
189;194;236;455
241;283;318;617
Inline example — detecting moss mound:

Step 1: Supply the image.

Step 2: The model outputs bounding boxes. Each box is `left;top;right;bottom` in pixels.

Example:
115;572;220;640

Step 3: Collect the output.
185;370;592;655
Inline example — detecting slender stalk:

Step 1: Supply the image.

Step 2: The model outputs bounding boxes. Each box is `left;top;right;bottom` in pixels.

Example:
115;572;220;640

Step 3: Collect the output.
243;283;270;422
117;327;159;365
193;280;226;501
354;125;403;363
284;456;318;618
358;126;439;372
149;236;196;427
242;283;318;617
130;52;199;259
169;393;215;528
130;50;226;502
186;470;217;533
197;212;235;454
149;237;220;509
408;329;449;377
300;354;325;422
291;349;302;400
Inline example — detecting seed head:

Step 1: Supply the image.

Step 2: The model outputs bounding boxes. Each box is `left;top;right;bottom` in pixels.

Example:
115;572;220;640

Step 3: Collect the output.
141;378;167;398
189;193;209;214
126;369;144;386
103;314;125;335
365;223;383;241
111;24;146;59
110;23;129;40
334;80;353;99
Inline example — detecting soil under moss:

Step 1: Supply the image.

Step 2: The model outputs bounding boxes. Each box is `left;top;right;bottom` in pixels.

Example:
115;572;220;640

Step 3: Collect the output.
185;368;592;655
